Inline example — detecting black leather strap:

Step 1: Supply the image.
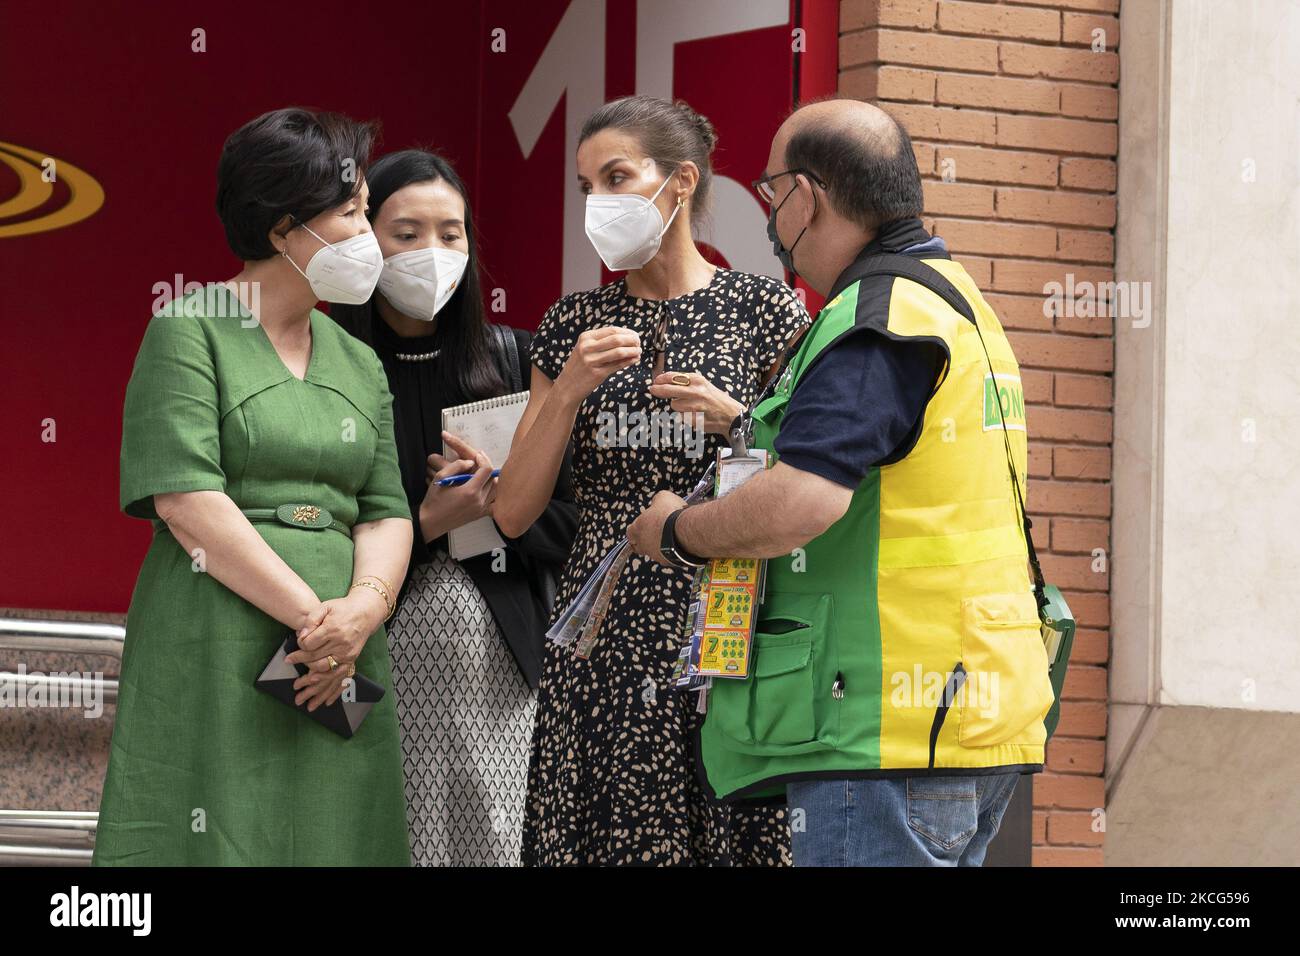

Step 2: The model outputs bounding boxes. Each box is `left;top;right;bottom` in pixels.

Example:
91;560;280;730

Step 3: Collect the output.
928;663;967;769
850;253;977;325
490;323;523;392
661;507;707;570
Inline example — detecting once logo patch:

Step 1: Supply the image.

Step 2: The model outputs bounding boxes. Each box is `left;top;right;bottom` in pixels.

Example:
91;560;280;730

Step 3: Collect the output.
982;373;1026;431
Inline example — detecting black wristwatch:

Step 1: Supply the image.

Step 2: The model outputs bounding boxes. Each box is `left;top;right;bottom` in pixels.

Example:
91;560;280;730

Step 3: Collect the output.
660;507;708;570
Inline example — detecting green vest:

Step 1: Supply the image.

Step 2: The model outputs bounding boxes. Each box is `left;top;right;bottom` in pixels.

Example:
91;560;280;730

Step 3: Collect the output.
698;255;1055;801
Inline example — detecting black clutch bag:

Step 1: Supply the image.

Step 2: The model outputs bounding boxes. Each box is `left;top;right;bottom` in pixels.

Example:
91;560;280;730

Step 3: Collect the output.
255;631;385;739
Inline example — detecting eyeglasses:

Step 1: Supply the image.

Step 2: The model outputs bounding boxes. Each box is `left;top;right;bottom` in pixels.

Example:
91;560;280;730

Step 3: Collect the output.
751;168;827;206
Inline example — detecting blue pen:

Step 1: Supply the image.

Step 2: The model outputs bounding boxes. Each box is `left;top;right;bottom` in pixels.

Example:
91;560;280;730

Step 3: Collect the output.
436;469;501;487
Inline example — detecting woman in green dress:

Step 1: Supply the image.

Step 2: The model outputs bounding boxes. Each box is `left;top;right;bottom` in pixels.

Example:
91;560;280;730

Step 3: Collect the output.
93;107;414;866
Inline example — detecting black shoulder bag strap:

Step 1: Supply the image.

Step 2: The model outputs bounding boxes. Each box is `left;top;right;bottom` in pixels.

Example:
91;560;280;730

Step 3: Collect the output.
853;253;1049;613
489;324;523;392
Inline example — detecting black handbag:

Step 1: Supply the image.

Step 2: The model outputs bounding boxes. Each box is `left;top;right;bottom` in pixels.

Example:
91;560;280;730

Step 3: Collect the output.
489;322;523;392
255;631;385;739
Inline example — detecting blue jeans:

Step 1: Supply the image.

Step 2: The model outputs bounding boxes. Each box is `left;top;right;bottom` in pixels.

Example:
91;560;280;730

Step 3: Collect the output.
786;772;1021;866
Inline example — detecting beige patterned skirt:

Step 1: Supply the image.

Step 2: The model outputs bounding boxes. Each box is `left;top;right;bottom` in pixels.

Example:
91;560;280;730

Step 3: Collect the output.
386;552;537;866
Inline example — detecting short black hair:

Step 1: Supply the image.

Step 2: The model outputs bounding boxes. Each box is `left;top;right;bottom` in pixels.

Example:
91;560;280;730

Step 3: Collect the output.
216;107;377;261
784;111;923;232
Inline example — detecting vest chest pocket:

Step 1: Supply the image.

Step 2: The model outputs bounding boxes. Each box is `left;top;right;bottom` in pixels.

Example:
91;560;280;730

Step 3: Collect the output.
712;592;838;756
957;592;1055;748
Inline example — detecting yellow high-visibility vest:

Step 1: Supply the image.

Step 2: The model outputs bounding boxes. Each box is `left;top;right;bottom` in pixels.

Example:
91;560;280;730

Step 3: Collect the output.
700;251;1055;802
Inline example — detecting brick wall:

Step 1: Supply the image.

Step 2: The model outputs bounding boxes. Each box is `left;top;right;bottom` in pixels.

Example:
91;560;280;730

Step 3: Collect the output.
838;0;1117;866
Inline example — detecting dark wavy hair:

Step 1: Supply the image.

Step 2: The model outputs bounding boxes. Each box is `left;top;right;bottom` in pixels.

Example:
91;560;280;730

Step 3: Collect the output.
216;107;377;261
331;149;503;402
578;95;717;228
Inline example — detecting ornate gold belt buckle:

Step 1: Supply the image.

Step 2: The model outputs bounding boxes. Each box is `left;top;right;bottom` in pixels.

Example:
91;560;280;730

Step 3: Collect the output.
292;505;321;525
275;503;331;529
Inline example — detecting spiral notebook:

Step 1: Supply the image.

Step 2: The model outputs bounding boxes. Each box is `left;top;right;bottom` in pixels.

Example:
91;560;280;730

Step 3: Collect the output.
441;390;530;560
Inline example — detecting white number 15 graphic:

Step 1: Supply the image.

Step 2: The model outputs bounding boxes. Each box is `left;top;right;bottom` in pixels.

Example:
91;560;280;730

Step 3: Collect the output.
508;0;790;295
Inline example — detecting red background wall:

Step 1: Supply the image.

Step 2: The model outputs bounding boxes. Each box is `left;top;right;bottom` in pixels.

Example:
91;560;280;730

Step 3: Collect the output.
1;0;834;613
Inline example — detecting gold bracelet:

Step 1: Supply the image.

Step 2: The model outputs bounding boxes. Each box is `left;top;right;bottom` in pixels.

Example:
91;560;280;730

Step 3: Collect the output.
350;580;393;619
356;575;395;604
370;576;398;622
361;575;399;622
357;574;396;602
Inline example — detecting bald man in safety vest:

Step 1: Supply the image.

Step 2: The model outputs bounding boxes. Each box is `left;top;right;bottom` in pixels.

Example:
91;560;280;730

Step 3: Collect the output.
628;99;1054;866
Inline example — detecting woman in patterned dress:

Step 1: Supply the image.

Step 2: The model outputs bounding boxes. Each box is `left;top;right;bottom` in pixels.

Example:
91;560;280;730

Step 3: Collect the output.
333;150;577;866
496;96;810;865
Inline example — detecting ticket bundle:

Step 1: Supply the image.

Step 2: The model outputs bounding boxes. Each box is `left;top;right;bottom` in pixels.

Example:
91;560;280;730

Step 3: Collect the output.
674;450;769;688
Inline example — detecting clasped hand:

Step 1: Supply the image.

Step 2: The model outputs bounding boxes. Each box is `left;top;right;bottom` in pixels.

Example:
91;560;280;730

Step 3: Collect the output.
285;588;389;711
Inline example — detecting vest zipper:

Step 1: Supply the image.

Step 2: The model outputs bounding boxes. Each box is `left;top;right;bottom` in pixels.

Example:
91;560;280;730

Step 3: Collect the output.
832;672;845;699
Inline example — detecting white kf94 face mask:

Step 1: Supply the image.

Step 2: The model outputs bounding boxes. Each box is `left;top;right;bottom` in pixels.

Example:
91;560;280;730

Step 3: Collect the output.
283;222;384;305
584;169;682;271
377;246;470;321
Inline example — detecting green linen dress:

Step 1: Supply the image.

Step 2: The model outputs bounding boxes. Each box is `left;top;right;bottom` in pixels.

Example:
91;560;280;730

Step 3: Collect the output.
92;284;412;866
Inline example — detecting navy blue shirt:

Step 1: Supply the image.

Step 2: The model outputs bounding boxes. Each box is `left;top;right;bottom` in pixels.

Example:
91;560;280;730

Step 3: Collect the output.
773;226;947;489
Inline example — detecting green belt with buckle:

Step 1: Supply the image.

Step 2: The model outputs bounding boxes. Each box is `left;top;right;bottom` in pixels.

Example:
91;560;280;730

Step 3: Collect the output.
241;504;352;538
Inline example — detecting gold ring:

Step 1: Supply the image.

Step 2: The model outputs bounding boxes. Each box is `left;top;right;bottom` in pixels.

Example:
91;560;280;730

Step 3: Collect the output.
327;655;339;671
670;373;691;386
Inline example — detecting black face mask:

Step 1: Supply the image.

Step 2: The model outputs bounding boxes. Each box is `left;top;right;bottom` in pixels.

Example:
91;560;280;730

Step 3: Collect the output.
767;184;810;277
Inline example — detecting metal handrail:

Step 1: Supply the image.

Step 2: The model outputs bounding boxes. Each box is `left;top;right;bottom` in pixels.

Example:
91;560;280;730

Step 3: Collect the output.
0;617;124;659
0;846;93;865
0;815;100;866
0;618;122;707
1;671;119;704
0;810;99;830
0;618;120;865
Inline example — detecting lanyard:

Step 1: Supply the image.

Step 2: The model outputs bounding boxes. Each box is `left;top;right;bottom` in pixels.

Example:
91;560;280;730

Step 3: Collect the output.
726;319;805;458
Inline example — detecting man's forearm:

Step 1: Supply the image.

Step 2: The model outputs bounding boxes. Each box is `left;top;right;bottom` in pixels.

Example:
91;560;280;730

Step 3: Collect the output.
673;470;805;559
672;462;854;561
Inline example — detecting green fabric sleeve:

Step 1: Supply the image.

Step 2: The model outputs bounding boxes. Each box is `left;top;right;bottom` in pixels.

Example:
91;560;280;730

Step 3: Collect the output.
354;350;412;525
119;313;227;519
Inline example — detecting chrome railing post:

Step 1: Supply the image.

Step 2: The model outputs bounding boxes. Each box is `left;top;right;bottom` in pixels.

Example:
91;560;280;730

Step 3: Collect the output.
0;617;123;866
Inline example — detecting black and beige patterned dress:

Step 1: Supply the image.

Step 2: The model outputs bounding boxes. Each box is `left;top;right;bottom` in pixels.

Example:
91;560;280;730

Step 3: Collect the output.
522;267;809;866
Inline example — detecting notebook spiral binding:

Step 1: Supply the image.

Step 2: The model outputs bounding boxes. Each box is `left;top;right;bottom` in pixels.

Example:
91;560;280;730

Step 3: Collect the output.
447;390;530;418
